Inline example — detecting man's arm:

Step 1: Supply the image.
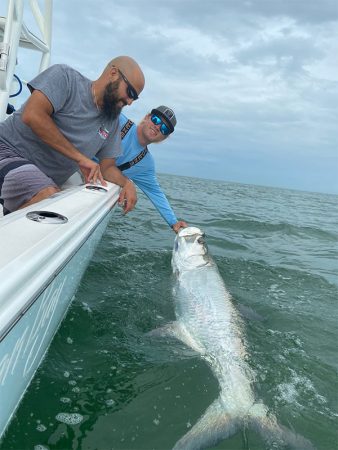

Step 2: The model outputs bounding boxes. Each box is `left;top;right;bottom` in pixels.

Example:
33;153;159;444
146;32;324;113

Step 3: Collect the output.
128;170;187;232
100;158;137;214
21;90;105;185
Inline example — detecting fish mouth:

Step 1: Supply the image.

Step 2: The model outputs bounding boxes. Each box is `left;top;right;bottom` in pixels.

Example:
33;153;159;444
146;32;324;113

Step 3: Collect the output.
176;227;207;249
173;226;211;271
182;235;206;249
172;251;210;276
178;227;206;246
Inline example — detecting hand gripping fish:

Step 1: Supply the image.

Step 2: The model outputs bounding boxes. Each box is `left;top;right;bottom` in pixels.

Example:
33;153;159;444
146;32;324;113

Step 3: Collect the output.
166;227;314;450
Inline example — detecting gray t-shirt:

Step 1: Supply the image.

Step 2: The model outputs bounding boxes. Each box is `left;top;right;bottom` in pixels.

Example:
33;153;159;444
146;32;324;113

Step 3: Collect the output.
0;64;121;185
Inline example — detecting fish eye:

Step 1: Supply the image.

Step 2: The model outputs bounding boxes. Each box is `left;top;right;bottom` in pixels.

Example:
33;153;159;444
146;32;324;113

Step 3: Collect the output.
197;237;205;245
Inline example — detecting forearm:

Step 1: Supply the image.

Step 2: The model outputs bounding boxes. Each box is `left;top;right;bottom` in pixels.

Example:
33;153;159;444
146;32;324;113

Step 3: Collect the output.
22;109;83;163
134;178;186;231
21;90;84;163
20;88;104;185
131;175;177;226
101;163;131;187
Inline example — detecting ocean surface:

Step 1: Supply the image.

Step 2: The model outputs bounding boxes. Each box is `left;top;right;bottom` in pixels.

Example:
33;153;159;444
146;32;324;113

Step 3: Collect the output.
1;174;337;450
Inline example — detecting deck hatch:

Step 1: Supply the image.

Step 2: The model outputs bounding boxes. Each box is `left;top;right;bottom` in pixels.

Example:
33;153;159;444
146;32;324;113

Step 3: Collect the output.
85;185;108;193
26;211;68;224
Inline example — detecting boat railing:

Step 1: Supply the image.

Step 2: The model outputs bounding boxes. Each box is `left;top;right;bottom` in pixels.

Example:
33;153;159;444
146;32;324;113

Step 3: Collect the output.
0;0;52;122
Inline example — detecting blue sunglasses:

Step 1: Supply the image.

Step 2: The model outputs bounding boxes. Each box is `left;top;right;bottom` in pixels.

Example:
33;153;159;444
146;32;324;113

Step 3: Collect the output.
150;114;170;136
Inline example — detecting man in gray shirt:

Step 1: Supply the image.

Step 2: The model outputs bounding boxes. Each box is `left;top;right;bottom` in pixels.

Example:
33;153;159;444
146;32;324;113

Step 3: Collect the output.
0;55;144;215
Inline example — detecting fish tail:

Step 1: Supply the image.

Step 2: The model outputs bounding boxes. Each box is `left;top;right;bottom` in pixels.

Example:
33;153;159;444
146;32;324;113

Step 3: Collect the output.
172;398;240;450
248;402;316;450
172;400;315;450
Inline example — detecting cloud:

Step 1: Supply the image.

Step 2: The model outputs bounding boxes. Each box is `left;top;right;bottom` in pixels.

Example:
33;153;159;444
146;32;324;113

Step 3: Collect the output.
1;0;337;193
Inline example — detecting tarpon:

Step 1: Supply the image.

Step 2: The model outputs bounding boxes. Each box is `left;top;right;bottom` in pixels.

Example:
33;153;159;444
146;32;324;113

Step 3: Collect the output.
163;226;314;450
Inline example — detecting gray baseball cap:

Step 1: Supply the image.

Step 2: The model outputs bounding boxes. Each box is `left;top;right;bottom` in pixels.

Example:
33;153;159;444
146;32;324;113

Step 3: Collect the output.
151;105;177;133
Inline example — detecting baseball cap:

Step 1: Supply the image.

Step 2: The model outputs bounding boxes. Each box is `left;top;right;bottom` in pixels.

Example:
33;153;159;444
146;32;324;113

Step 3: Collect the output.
151;105;177;133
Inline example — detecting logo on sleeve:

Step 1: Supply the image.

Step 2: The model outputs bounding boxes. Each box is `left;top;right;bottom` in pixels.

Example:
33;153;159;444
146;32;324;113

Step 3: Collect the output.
98;126;109;140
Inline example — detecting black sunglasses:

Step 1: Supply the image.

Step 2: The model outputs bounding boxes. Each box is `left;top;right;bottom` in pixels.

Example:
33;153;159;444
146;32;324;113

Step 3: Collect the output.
115;67;139;101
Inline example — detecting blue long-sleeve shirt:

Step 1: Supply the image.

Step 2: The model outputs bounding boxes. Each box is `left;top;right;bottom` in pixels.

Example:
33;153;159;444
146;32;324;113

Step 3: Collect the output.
115;114;178;227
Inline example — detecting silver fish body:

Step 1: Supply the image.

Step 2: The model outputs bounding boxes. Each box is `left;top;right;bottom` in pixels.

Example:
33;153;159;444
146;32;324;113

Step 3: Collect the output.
168;227;314;450
174;262;254;412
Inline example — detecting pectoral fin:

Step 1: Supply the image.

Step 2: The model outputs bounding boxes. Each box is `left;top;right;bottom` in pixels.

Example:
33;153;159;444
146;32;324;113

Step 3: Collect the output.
147;321;205;354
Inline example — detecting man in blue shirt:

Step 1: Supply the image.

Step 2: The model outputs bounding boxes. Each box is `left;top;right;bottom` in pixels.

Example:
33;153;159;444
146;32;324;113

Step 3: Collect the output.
116;105;187;233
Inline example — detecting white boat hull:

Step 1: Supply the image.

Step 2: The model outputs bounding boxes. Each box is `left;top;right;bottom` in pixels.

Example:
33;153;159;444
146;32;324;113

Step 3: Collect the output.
0;182;119;438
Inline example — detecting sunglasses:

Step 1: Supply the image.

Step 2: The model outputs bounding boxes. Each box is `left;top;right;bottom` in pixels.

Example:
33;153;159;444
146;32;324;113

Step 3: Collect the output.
150;114;170;136
116;67;138;101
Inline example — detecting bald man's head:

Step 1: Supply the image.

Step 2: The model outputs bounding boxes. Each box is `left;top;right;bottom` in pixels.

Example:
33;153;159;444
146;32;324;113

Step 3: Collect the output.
105;56;145;96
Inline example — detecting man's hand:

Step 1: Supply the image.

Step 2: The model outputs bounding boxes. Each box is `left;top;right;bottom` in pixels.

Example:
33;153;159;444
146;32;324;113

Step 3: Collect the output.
78;156;107;186
118;179;137;214
172;220;188;233
99;160;137;213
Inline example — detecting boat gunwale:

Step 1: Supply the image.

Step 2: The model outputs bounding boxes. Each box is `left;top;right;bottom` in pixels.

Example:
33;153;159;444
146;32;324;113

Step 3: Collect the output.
0;183;119;342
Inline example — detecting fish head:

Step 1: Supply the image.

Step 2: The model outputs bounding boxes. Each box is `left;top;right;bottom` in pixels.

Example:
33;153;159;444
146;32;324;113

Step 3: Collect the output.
172;226;210;273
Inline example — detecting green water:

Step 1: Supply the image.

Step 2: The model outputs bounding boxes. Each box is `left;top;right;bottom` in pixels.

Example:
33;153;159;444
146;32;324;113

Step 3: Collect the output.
1;175;337;450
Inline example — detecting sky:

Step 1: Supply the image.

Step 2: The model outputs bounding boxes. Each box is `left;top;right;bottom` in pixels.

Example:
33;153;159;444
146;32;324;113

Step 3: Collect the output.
1;0;338;194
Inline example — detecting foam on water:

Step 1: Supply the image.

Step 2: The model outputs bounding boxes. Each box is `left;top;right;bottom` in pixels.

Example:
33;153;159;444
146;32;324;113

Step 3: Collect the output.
55;412;83;425
81;301;92;312
276;369;328;411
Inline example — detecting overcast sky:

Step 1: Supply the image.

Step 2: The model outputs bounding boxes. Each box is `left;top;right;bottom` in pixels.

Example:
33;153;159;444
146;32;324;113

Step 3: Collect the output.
2;0;338;194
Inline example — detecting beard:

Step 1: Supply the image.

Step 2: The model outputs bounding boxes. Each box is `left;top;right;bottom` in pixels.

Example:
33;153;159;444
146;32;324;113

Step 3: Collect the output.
101;80;125;121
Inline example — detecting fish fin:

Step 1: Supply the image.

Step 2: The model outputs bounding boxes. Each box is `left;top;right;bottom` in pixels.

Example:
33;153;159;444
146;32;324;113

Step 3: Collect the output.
248;403;316;450
147;321;205;354
173;398;239;450
171;321;205;354
173;399;315;450
237;304;265;322
145;321;179;338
